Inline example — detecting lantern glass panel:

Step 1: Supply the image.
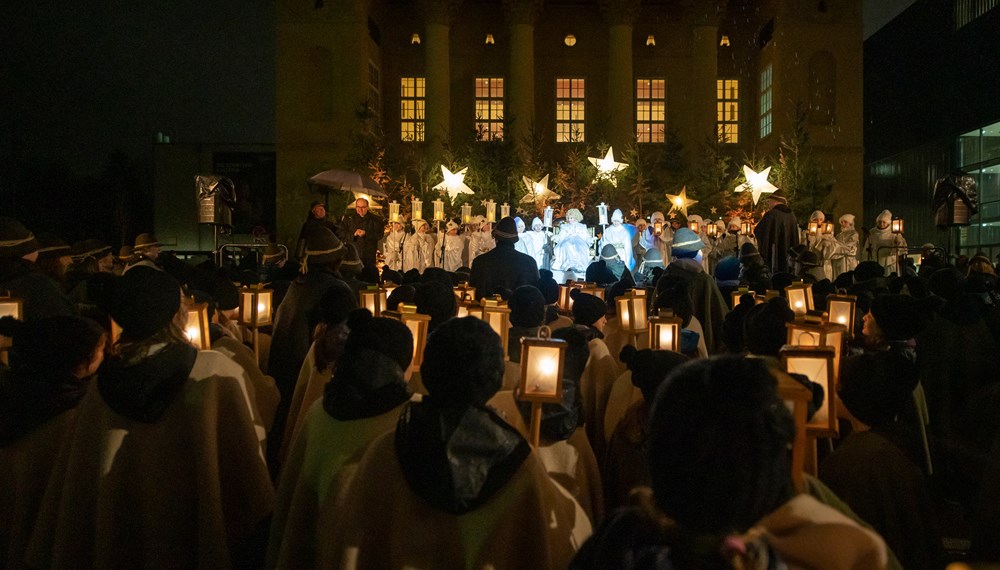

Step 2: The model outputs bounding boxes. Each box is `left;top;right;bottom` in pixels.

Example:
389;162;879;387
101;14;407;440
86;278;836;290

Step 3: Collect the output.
617;297;631;329
543;207;553;228
389;201;401;222
412;199;423;221
462;204;472;224
741;221;752;235
632;296;648;330
785;354;833;432
0;299;21;320
891;219;904;234
500;203;511;219
689;221;699;231
523;345;562;397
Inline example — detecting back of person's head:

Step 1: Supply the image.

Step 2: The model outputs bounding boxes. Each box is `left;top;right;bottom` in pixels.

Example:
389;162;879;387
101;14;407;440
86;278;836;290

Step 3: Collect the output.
653;275;693;327
770;272;795;293
414;281;457;332
313;281;360;371
342;309;414;372
509;285;545;328
854;261;885;283
928;266;965;301
421;317;504;407
649;356;794;534
420;267;453;288
387;284;416;311
0;316;105;375
722;294;757;353
839;351;918;428
106;266;182;342
537;269;559;305
869;294;934;342
743;297;794;357
619;345;689;402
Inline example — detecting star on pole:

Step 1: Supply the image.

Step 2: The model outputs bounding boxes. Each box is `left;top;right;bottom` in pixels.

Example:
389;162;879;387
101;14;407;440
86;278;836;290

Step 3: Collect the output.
734;165;779;205
588;147;628;187
665;186;699;217
521;174;560;209
433;165;474;200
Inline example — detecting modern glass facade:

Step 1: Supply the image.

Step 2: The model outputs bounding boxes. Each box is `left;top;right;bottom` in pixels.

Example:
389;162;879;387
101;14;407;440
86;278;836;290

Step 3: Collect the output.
957;121;1000;256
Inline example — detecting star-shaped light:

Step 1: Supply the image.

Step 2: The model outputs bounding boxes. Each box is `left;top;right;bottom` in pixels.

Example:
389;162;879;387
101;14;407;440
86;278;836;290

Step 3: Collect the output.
630;208;638;218
433;165;474;200
668;211;677;219
665;186;699;217
734;165;779;205
520;174;560;208
588;147;628;187
710;206;718;215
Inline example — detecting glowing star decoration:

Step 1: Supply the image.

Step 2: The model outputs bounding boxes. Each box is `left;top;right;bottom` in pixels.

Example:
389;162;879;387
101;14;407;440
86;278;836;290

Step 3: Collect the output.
521;174;560;208
665;186;699;217
735;165;779;205
710;207;718;214
630;208;638;218
433;165;474;200
588;147;628;187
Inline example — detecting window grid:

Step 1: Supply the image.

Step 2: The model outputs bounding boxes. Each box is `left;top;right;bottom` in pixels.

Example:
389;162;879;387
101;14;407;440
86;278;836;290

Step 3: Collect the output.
556;78;585;143
475;77;504;141
636;79;666;143
760;64;773;139
400;77;425;142
717;79;739;144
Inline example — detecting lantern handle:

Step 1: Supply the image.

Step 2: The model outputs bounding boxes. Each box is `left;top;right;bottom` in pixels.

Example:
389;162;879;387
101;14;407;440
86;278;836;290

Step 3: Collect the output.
537;325;552;340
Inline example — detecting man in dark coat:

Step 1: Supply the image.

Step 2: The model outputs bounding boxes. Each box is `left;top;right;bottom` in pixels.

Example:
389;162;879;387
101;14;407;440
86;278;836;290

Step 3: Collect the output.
754;189;800;273
469;217;539;300
337;197;384;267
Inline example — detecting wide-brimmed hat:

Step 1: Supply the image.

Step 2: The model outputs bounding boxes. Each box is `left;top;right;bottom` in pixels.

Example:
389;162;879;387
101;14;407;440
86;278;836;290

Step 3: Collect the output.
36;233;72;260
133;233;160;250
0;217;39;258
739;243;762;262
768;189;787;204
797;251;821;268
71;238;112;261
107;266;182;340
671;228;704;255
302;228;344;268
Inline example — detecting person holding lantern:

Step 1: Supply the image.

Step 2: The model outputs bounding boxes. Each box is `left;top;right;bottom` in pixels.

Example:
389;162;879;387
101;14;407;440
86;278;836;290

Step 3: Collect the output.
383;219;407;272
661;228;729;354
867;210;907;276
468;215;496;266
805;210;843;281
436;220;466;272
322;317;591;569
599;209;635;271
403;219;435;274
832;214;861;278
639;211;671;263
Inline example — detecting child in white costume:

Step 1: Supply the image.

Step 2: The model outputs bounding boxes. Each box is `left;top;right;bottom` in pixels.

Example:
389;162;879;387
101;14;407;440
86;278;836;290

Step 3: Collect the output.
383;221;406;271
805;210;842;281
867;209;907;276
832;213;860;277
552;208;593;272
468;216;495;266
403;219;435;273
520;217;548;270
599;209;635;271
436;220;466;271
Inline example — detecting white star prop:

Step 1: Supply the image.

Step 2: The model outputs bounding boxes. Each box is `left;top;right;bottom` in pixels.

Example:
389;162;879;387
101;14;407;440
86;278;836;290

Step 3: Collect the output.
520;174;560;207
630;208;638;218
735;165;778;205
665;186;699;217
433;165;474;200
588;147;628;187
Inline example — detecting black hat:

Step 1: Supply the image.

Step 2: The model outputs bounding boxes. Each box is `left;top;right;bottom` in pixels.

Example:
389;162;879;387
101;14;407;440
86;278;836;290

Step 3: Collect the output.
339;242;363;277
509;285;545;328
585;259;616;285
108;266;182;340
619;345;689;402
739;243;762;262
839;351;918;427
869;294;931;341
570;289;607;326
743;297;794;356
606;271;637;306
302;227;344;267
768;188;788;204
344;309;414;372
35;233;71;260
414;281;457;332
787;243;808;262
493;216;519;243
797;251;821;268
71;238;112;261
854;261;885;282
318;280;358;325
0;217;39;258
421;317;504;407
381;268;402;285
600;244;619;261
537;269;559;305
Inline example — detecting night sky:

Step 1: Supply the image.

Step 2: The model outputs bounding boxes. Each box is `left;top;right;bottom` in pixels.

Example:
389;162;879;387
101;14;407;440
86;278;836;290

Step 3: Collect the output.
1;0;274;177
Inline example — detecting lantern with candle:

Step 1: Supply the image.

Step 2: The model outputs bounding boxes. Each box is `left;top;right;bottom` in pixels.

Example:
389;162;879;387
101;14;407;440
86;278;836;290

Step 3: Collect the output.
482;297;512;359
389;201;401;223
616;290;649;345
648;308;683;351
784;282;814;316
359;285;388;317
411;197;423;222
500;202;511;219
891;218;904;234
461;203;473;225
0;292;23;354
432;198;445;222
825;293;857;339
597;202;609;226
517;325;567;446
239;284;274;361
543;206;554;229
780;345;838;436
184;301;211;350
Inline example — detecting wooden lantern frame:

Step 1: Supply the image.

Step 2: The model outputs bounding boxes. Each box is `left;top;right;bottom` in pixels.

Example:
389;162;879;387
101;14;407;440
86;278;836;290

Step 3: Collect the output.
184;301;212;350
0;292;23;352
891;218;905;234
780;344;839;437
400;310;431;370
616;290;649;341
784;282;814;316
648;309;683;352
359;286;388;317
239;284;274;328
453;283;476;303
825;293;857;339
482;301;512;360
517;326;567;447
786;320;846;388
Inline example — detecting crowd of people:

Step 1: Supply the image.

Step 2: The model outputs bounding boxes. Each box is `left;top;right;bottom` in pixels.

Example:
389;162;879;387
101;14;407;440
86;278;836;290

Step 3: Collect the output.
0;186;997;568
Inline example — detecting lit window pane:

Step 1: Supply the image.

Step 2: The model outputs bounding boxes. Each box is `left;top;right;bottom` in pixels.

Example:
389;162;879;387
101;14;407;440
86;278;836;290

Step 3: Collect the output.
718;78;739;144
401;77;425;141
636;77;666;144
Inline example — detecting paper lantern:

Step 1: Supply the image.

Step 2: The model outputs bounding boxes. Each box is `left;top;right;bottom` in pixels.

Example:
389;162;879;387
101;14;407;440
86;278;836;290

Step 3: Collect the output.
616;290;648;336
781;345;838;437
500;202;511;219
484;199;497;223
784;282;813;316
432;199;445;222
518;326;567;446
482;299;512;359
543;206;554;228
597;202;609;226
239;285;274;327
359;285;388;317
461;203;473;225
389;201;401;223
411;197;423;222
825;294;857;339
184;301;211;350
399;306;431;369
648;309;683;351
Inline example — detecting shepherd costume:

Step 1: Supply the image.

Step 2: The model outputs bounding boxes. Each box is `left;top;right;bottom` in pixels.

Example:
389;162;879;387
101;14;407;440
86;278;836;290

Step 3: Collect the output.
754;190;800;273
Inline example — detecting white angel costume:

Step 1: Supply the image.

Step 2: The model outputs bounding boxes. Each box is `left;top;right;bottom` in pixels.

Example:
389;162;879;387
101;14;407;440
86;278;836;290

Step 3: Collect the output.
867;209;907;276
513;217;529;257
403;220;435;273
639;211;672;262
383;223;406;272
552;209;593;272
520;217;548;270
599;209;635;271
468;216;496;265
435;221;466;271
832;214;860;277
